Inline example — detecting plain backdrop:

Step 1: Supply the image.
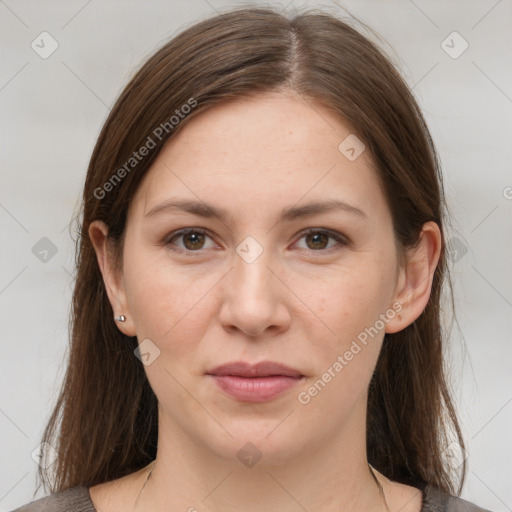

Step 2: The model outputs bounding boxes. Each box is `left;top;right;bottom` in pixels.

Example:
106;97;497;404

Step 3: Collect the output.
1;1;511;510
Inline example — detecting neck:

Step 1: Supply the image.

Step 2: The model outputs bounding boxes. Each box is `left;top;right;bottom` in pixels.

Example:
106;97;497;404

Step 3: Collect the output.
134;406;387;512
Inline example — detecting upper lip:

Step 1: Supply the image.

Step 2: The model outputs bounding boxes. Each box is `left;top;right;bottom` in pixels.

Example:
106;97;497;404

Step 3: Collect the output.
207;361;303;378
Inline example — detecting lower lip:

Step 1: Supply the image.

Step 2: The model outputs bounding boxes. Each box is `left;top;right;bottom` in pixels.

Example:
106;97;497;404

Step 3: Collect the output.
209;375;303;402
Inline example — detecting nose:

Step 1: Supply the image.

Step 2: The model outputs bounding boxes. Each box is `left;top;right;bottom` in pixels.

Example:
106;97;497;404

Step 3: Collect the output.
217;246;291;339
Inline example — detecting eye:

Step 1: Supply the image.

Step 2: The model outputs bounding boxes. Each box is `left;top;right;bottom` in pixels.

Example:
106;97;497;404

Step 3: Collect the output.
294;228;349;252
165;228;217;255
165;227;348;256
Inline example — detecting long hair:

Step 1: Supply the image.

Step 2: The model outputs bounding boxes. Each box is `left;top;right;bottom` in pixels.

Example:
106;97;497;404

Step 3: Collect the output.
38;5;465;496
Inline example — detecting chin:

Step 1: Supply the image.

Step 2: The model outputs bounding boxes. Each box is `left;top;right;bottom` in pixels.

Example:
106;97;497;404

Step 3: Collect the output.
195;416;310;468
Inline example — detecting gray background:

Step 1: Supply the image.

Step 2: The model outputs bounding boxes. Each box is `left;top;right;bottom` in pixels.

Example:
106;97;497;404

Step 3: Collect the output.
1;0;511;510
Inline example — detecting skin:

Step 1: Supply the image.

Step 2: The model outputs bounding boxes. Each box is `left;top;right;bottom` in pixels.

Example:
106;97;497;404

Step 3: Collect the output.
89;90;441;512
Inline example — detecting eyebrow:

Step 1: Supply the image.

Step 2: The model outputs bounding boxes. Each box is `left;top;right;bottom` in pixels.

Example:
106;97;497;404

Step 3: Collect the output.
145;198;367;223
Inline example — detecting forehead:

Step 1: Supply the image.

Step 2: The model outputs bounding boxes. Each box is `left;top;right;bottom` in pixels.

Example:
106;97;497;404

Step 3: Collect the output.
159;91;357;163
130;91;386;223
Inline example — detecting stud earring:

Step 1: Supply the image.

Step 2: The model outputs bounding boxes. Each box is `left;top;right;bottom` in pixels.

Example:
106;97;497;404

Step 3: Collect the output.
115;315;126;322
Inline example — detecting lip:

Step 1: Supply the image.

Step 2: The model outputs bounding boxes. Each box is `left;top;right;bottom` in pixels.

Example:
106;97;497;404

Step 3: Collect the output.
208;361;303;378
206;361;304;402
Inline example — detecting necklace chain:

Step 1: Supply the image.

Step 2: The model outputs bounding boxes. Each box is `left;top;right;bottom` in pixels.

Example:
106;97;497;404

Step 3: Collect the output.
369;463;391;512
133;460;156;511
133;460;389;511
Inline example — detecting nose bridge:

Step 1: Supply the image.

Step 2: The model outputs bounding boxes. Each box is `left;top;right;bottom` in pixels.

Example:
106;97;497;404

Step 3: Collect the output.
232;234;275;302
218;234;287;337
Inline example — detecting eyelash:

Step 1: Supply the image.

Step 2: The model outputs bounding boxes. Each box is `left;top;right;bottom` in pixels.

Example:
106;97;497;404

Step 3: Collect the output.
164;227;349;257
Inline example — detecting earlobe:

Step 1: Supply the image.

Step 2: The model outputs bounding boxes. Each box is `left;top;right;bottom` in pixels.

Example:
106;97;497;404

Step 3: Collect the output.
385;221;442;334
88;220;136;337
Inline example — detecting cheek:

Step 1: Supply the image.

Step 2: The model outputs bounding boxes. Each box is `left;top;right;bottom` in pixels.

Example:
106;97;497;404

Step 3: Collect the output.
122;251;221;409
300;253;396;386
123;246;221;351
293;271;392;421
315;256;396;335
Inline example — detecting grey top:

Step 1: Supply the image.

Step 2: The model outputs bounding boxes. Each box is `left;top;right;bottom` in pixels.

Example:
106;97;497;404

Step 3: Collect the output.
10;483;493;512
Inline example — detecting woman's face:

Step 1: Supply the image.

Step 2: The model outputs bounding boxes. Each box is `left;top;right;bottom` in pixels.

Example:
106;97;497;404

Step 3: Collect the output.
102;91;410;463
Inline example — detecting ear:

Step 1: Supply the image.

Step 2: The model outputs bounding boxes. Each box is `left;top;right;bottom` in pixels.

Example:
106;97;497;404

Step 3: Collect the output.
385;221;442;334
88;220;136;337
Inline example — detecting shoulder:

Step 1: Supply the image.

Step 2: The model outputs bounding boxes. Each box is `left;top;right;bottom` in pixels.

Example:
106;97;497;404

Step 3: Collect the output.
423;484;494;512
9;486;96;512
445;495;493;512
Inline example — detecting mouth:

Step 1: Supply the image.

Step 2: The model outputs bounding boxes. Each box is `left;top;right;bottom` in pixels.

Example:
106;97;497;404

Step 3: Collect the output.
206;361;304;403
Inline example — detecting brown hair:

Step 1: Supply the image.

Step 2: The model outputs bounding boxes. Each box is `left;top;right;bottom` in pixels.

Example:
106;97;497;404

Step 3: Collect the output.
38;5;466;496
